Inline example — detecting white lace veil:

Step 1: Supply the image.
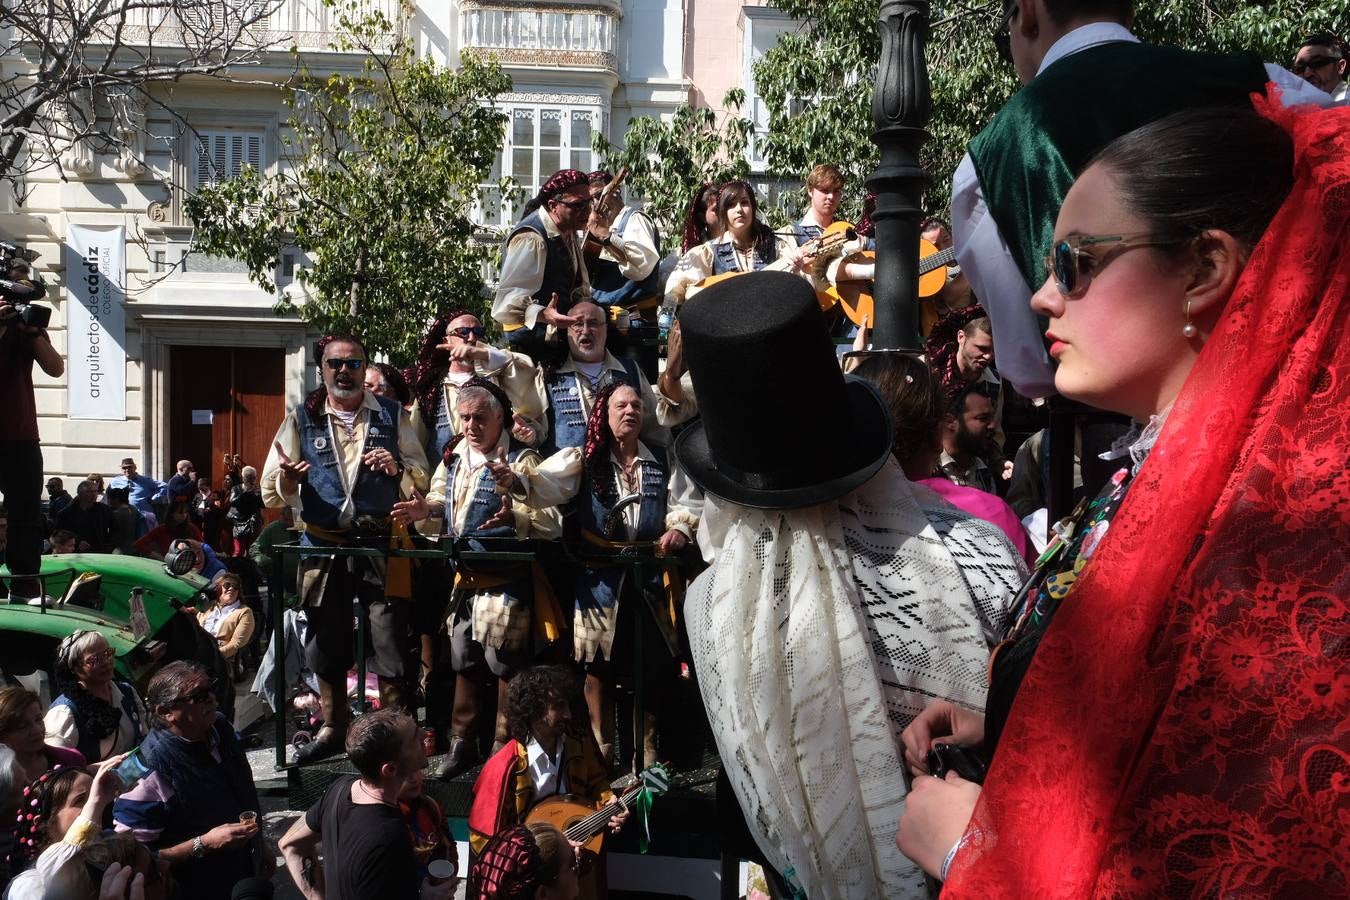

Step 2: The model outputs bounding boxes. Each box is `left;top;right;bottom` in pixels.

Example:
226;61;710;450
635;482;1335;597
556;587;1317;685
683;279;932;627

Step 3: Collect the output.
688;458;1025;899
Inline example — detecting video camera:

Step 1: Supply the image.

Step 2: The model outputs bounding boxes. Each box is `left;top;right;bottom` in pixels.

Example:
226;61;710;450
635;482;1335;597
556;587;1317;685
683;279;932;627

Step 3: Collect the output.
0;240;50;329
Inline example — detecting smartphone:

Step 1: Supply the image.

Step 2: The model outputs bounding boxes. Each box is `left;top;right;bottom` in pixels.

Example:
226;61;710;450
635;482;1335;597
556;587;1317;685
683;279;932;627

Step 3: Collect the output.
113;747;152;790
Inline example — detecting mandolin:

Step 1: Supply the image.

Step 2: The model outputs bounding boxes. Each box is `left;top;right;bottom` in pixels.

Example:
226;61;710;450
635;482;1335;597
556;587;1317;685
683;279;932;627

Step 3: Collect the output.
524;763;671;857
826;237;958;331
583;166;631;263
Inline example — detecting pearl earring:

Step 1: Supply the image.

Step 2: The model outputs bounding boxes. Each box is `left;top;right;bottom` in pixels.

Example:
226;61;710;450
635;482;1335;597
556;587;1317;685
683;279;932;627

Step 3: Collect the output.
1182;300;1198;339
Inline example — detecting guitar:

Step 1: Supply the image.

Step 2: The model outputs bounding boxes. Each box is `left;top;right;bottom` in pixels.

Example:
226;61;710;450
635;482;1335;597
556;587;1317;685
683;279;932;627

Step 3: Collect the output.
524;763;671;857
691;220;857;310
826;237;958;331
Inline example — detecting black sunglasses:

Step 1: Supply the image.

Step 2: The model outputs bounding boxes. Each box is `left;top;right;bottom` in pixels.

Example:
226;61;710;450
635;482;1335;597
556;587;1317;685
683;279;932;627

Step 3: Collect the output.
324;358;365;371
448;325;486;340
553;196;592;210
993;3;1017;66
1292;55;1337;74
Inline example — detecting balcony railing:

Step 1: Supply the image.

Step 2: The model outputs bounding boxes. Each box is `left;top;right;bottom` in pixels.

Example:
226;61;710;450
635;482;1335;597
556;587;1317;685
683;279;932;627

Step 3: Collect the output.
461;4;617;72
108;0;402;54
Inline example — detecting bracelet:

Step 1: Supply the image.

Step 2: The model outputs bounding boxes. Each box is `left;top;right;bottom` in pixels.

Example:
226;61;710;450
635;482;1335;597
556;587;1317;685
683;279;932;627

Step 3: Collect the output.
939;835;966;882
191;835;206;859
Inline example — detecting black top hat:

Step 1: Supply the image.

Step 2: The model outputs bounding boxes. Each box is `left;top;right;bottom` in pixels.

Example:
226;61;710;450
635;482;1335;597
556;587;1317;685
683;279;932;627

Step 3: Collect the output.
674;271;894;509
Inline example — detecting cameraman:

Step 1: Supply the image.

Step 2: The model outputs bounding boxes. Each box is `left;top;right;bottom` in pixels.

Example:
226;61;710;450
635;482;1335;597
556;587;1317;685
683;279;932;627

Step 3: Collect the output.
0;272;63;600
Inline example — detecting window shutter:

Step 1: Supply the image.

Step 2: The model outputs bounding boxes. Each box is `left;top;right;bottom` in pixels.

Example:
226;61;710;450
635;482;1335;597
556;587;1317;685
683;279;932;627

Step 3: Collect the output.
195;129;266;186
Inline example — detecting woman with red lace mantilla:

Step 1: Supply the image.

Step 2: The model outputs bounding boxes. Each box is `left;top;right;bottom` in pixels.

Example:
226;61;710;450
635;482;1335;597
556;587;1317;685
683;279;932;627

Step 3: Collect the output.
897;94;1349;897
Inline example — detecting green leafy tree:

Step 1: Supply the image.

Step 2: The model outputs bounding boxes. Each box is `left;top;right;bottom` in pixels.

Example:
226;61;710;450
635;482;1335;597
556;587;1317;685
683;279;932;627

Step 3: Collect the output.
750;0;1348;220
593;89;754;242
185;1;515;364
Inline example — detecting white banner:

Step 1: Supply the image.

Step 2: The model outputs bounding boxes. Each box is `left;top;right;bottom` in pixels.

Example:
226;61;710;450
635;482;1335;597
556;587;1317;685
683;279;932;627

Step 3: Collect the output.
64;224;127;420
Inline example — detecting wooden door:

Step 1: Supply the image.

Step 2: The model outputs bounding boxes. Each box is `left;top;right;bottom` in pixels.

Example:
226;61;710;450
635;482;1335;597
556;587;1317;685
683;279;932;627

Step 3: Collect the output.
168;346;286;505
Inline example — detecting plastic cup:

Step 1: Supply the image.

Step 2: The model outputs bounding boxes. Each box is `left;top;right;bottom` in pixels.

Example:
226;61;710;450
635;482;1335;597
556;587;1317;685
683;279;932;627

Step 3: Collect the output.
427;858;457;883
239;811;258;825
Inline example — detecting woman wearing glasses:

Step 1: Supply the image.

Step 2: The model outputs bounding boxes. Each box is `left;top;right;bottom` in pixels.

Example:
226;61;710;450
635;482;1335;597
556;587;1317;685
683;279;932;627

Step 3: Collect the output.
46;631;147;764
899;99;1349;895
195;574;255;664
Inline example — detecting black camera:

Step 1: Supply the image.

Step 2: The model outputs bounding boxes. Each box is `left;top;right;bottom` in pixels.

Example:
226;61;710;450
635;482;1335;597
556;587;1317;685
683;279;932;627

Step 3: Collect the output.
925;743;989;784
0;240;50;328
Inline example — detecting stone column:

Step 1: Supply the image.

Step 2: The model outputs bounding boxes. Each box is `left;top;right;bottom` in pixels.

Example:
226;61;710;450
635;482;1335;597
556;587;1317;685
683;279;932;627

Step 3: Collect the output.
866;0;931;351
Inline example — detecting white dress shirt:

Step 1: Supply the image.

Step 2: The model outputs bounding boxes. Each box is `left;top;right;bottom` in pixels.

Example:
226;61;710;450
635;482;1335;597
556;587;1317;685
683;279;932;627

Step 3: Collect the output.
525;735;568;799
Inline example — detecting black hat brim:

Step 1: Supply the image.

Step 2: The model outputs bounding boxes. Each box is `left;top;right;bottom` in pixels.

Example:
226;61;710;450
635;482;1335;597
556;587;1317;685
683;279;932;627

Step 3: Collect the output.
674;376;894;510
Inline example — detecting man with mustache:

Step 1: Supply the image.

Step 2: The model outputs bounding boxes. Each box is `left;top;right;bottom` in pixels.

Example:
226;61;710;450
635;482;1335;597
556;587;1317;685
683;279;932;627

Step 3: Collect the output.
262;335;431;763
540;300;677;454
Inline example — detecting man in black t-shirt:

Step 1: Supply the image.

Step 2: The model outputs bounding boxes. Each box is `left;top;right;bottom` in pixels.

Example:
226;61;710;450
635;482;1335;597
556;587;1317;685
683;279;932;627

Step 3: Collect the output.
279;708;437;900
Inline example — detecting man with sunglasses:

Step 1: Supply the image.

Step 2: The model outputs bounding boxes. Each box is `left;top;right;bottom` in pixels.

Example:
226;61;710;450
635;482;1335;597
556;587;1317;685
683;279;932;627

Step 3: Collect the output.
261;335;431;763
953;0;1332;406
408;311;547;468
1293;33;1348;102
494;168;601;360
113;661;265;900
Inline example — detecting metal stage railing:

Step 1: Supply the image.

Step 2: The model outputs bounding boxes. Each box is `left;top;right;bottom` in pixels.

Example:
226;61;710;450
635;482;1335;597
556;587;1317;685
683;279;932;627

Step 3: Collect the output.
267;536;686;777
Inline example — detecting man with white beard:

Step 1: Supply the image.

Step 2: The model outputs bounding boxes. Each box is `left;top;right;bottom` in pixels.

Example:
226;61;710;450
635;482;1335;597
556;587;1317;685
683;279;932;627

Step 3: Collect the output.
262;335;431;763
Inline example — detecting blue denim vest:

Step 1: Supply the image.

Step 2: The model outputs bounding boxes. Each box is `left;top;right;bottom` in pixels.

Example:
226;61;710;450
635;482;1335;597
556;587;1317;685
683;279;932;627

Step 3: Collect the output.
572;444;667;615
542;356;641;455
443;444;529;543
711;239;774;275
507;210;583;312
588;208;663;306
297;394;403;532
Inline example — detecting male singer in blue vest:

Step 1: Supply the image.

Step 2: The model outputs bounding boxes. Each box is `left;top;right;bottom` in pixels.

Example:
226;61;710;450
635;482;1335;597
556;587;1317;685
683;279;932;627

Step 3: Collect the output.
584;170;663;314
493;169;597;356
261;335;430;764
952;0;1331;402
392;379;563;778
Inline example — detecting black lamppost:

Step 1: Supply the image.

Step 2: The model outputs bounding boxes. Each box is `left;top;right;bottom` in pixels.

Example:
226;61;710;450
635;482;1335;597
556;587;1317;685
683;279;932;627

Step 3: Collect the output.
867;0;931;352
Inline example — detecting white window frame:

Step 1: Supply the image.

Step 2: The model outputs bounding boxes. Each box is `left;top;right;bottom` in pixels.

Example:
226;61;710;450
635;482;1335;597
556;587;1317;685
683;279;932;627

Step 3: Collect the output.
475;100;603;229
743;7;797;172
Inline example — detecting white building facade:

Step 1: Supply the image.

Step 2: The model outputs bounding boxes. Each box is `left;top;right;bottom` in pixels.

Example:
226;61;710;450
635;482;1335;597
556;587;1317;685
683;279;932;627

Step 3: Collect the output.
2;0;788;489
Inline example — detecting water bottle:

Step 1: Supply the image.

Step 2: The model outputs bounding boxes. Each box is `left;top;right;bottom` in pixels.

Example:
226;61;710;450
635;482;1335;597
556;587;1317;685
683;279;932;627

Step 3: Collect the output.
658;297;677;339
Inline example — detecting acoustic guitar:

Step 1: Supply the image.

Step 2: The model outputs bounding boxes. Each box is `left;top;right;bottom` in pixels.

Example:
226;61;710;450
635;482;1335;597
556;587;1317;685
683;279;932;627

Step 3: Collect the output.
524;763;671;857
826;238;958;332
691;220;857;310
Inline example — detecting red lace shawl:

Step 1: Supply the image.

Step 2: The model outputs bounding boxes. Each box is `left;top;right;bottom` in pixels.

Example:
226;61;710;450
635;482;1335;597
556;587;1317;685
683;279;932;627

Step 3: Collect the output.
944;94;1350;898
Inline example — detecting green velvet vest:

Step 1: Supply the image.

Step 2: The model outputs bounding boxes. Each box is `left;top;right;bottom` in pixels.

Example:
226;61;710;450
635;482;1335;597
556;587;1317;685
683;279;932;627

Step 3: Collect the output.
968;42;1269;290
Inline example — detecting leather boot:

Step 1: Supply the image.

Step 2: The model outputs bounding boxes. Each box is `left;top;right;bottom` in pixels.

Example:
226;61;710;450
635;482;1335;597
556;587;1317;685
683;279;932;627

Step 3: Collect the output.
489;678;510;756
433;733;479;780
294;677;349;764
432;675;480;780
